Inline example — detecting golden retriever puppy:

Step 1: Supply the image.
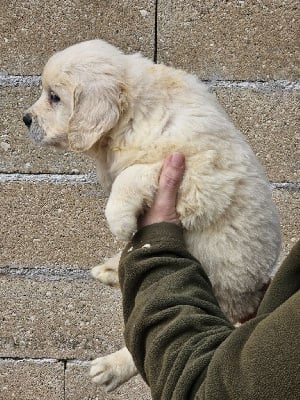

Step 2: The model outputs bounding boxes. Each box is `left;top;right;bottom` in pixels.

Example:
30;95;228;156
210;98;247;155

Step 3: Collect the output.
23;40;281;392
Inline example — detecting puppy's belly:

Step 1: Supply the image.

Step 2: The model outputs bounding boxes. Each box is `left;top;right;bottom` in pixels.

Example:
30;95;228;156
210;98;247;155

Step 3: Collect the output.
183;224;277;323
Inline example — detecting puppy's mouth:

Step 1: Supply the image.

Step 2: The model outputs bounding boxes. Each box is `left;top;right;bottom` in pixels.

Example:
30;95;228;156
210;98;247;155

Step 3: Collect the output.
26;119;68;149
27;121;47;145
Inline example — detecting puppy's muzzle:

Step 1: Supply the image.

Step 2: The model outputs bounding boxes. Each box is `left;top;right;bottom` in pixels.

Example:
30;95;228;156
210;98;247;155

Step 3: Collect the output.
23;113;32;128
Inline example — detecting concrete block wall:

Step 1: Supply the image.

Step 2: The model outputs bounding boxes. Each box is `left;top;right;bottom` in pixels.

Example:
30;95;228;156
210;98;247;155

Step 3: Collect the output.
0;1;299;399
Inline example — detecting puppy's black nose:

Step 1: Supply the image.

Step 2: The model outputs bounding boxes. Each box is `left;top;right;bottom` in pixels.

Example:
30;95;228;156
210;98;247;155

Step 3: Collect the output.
23;113;32;127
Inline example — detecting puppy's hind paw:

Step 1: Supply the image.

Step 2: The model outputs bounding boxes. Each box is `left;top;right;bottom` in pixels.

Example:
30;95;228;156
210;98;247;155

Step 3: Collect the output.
90;349;137;392
91;264;119;288
91;252;121;288
90;358;121;392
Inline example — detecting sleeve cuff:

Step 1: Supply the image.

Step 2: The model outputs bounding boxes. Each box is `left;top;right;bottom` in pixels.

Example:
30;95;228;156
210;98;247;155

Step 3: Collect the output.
124;222;186;254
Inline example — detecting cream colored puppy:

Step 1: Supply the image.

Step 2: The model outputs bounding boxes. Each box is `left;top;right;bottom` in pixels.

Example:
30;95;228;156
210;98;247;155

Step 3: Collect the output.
23;40;281;392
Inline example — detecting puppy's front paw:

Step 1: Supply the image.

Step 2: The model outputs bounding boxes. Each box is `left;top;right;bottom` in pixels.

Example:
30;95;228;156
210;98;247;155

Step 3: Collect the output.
110;221;136;241
91;264;119;288
90;349;137;392
105;207;137;241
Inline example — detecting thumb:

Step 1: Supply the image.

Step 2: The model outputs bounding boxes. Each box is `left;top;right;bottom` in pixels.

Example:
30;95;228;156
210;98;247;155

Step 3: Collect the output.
138;152;185;228
156;152;185;206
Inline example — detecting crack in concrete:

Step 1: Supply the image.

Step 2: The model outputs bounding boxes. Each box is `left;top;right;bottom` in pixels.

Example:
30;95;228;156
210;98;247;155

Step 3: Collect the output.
0;173;99;184
1;73;299;91
0;357;62;364
154;0;158;63
0;357;91;367
0;265;92;281
0;73;41;87
271;182;300;191
0;173;299;190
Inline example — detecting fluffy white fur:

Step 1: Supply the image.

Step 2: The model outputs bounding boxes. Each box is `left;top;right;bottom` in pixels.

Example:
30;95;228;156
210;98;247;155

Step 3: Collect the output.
24;39;281;391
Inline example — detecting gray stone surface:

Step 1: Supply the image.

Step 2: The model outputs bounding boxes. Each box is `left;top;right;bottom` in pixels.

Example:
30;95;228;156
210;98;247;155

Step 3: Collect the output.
158;0;299;80
65;363;151;400
215;88;300;182
0;359;64;400
0;358;151;399
272;189;300;259
1;182;122;268
1;181;298;270
0;276;123;359
0;0;156;75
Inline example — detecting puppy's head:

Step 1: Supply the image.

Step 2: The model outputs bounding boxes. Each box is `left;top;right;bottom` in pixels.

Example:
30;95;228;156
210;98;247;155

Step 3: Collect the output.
23;40;128;152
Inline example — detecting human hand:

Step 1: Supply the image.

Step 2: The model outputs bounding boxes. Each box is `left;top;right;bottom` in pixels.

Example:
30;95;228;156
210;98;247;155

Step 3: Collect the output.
138;152;185;228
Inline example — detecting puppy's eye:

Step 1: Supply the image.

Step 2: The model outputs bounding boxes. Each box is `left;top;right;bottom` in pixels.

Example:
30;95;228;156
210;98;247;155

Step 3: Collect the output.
49;91;60;104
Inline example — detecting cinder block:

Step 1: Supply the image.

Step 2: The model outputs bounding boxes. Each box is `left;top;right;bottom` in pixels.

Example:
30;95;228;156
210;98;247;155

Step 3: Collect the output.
0;276;123;359
215;88;300;182
1;182;298;270
0;359;64;400
1;0;155;75
158;0;298;80
1;182;122;268
0;86;94;174
272;189;300;260
1;85;298;181
65;362;151;400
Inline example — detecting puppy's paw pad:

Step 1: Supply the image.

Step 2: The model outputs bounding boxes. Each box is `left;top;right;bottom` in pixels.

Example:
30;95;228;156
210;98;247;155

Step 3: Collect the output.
91;265;119;288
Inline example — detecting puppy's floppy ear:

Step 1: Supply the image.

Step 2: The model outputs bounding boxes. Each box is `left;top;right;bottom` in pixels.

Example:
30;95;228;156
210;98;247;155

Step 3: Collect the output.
68;79;128;152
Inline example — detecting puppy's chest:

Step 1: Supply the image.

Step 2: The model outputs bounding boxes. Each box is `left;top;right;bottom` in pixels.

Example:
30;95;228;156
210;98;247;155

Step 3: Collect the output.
94;146;136;192
93;149;116;193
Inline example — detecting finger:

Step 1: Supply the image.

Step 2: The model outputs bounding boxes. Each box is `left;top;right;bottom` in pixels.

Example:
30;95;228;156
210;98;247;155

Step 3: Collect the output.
137;153;185;228
157;152;185;206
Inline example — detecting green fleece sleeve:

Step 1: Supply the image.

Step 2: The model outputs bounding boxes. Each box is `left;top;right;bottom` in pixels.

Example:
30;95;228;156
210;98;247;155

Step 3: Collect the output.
119;223;300;400
119;222;234;399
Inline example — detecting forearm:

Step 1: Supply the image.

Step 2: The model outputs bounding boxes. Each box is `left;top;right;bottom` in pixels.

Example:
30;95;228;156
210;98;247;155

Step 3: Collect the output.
119;225;300;400
119;222;234;399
